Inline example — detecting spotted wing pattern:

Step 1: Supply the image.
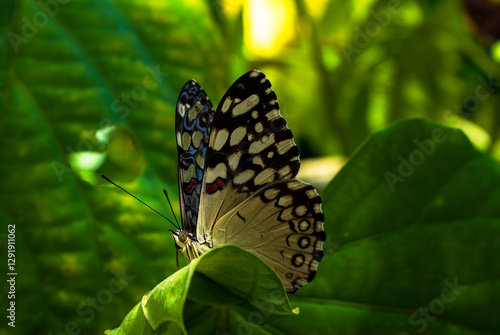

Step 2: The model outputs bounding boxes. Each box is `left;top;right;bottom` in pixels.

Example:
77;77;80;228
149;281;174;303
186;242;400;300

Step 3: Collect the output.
212;179;325;293
196;70;325;293
196;70;301;240
176;80;214;234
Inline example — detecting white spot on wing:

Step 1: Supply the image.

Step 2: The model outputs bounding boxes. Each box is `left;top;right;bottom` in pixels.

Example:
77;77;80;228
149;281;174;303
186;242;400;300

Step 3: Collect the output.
234;170;255;185
277;139;294;155
176;131;182;147
188;103;200;121
255;122;263;133
196;151;204;168
178;104;186;117
192;130;203;148
249;133;275;154
264;188;279;200
278;165;291;178
278;195;293;207
221;97;232;113
213;129;229;151
296;205;307;216
306;189;317;199
254;168;275;185
265;109;279;121
182;164;196;183
288;181;308;191
182;132;191;151
230;126;246;146
233;94;259;117
252;156;264;167
206;162;227;183
228;151;242;171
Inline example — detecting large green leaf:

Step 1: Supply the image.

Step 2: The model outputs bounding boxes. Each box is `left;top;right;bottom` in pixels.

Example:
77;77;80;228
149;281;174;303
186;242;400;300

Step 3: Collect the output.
2;0;499;333
268;118;499;334
0;1;236;334
105;245;295;335
102;118;499;335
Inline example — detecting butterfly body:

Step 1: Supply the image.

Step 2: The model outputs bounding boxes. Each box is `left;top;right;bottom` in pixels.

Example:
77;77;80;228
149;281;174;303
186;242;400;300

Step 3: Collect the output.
172;70;325;293
170;229;210;261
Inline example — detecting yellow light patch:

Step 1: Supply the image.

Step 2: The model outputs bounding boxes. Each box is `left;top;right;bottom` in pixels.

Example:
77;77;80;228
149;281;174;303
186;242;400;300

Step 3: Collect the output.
245;0;296;57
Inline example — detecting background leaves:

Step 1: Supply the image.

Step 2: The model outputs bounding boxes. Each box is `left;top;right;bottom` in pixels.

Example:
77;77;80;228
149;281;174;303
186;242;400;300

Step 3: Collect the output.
0;0;499;334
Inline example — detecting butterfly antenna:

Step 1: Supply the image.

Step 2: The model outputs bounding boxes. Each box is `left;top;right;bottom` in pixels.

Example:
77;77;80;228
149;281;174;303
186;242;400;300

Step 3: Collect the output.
163;188;180;229
100;174;178;228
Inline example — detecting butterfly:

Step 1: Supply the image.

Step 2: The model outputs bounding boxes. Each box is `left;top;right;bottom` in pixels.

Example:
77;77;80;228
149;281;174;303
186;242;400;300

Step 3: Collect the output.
170;70;325;293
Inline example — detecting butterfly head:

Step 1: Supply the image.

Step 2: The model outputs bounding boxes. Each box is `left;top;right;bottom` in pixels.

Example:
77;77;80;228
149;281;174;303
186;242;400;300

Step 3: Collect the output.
169;229;211;264
169;229;190;248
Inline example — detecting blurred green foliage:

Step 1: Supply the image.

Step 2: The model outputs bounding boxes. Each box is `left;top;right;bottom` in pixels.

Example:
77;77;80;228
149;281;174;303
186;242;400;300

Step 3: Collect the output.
0;0;499;334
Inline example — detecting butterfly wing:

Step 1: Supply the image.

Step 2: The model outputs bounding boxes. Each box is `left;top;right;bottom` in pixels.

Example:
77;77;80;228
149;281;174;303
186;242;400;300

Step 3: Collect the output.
176;80;214;234
197;70;301;242
212;179;325;293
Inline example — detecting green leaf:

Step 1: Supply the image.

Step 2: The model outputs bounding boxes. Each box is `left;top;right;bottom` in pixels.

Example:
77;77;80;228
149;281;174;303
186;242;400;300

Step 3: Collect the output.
105;245;295;334
268;118;500;334
0;1;236;334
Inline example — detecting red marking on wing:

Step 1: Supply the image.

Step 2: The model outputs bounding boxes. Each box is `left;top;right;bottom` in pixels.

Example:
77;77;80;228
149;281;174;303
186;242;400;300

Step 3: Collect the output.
206;178;225;193
184;179;198;193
